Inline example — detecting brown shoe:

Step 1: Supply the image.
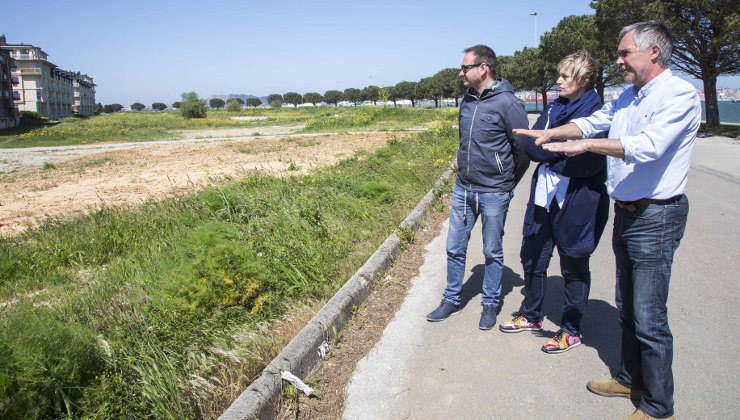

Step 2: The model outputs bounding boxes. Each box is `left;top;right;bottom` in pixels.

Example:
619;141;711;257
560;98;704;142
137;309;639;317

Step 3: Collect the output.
624;408;674;420
586;378;643;401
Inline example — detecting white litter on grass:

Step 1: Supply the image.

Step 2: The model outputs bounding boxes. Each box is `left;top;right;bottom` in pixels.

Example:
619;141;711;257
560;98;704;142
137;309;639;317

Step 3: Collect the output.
281;371;315;396
318;341;330;358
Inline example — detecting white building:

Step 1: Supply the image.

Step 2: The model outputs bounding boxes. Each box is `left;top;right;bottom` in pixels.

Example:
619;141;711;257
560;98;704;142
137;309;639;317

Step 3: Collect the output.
0;35;95;119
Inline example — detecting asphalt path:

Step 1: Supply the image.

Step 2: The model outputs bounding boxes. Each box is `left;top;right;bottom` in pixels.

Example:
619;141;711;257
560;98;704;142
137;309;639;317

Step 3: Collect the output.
344;131;739;419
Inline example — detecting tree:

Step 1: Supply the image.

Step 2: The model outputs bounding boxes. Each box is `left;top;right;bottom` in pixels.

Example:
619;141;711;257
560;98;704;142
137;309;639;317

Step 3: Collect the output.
152;102;168;111
592;0;740;127
226;101;242;112
172;102;182;109
361;85;380;105
417;77;439;107
131;102;146;111
303;92;323;106
180;92;206;119
283;92;302;107
93;103;103;114
343;88;362;106
209;98;225;109
267;94;283;108
434;68;465;107
246;97;262;107
378;87;392;106
393;81;419;107
102;104;123;113
226;97;244;105
323;90;343;106
540;14;623;102
181;91;199;103
384;86;400;107
498;47;556;110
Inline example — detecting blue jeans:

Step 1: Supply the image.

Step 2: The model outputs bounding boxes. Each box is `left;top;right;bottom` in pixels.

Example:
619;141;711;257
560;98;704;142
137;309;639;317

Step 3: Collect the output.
444;185;512;307
520;201;591;336
612;195;688;419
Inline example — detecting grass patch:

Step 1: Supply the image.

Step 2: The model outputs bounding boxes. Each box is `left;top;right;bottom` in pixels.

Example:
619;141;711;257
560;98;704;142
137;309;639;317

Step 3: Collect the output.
0;122;457;418
699;123;740;139
0;107;457;149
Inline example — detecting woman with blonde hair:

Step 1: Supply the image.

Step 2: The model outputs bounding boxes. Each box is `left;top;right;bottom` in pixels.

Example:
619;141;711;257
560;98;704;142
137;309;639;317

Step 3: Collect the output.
499;50;609;354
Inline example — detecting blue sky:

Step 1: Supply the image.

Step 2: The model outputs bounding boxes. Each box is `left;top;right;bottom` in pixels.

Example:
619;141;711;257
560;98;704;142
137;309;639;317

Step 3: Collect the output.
2;0;737;106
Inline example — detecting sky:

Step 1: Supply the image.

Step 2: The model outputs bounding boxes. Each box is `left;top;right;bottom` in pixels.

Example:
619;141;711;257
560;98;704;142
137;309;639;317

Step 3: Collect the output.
2;0;737;106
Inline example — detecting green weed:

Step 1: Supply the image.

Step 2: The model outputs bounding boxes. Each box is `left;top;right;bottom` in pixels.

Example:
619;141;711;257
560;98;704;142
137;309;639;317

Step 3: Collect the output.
0;123;457;418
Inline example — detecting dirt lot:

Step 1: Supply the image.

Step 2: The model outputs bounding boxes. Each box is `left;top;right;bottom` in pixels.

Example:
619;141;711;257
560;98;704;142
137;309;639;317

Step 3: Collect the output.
0;130;408;236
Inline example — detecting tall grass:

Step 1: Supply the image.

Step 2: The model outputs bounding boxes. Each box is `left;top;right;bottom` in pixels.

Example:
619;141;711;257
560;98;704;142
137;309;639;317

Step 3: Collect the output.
0;121;457;418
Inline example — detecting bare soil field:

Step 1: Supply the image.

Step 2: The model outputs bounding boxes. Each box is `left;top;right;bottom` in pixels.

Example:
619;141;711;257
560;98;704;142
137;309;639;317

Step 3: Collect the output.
0;130;407;236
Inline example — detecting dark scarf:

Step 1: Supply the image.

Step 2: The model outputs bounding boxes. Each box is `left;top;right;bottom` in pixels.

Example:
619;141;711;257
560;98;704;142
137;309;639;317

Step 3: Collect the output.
547;88;601;129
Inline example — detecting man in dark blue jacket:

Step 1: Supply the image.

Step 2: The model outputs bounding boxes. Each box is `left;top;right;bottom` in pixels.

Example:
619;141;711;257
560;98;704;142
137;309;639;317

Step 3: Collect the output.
427;44;530;330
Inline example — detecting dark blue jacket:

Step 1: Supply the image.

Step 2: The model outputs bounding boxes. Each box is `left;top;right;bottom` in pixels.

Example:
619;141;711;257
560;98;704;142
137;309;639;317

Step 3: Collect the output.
522;91;609;258
456;79;530;193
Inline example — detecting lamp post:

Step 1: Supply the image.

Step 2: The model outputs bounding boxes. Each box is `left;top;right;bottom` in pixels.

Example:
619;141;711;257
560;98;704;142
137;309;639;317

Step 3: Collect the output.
530;11;538;110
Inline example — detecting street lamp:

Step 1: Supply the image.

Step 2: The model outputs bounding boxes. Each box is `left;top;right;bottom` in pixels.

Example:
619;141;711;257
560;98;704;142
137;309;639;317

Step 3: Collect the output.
530;12;538;47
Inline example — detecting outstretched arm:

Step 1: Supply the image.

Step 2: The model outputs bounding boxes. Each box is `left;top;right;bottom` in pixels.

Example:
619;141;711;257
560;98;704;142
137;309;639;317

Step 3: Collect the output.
512;122;584;146
542;138;625;159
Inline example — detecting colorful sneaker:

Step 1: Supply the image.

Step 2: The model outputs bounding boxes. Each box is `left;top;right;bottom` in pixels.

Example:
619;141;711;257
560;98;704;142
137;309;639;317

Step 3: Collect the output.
498;315;543;333
541;330;581;354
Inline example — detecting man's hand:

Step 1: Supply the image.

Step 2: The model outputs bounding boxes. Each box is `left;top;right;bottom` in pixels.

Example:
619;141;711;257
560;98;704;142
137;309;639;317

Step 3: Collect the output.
542;140;589;157
512;128;552;146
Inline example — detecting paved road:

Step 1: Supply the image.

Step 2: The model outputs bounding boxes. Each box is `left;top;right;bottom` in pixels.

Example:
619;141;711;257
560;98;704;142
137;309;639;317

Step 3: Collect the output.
344;134;739;419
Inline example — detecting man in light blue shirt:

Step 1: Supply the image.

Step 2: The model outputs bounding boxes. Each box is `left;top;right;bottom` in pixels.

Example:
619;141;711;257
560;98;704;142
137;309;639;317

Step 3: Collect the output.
513;21;700;420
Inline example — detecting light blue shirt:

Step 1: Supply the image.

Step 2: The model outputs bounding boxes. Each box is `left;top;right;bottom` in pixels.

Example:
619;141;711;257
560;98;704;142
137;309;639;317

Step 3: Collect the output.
573;69;701;201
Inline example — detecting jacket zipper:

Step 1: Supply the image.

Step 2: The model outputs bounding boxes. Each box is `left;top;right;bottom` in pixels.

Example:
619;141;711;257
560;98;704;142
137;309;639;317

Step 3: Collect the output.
495;152;503;174
466;91;479;188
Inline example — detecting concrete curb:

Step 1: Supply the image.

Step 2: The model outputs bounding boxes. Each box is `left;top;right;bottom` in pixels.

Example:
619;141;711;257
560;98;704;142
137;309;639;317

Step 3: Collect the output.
219;165;455;420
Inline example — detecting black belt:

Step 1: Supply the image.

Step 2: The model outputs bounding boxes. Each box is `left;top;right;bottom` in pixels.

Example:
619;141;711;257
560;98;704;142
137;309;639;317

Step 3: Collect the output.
615;195;682;212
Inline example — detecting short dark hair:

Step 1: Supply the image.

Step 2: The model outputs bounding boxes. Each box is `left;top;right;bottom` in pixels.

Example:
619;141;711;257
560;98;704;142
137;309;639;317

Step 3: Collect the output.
618;21;673;67
463;45;497;77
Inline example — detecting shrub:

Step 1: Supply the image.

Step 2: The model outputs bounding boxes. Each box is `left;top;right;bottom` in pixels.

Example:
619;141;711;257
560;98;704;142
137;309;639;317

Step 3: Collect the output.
20;111;48;122
180;101;207;119
226;101;242;113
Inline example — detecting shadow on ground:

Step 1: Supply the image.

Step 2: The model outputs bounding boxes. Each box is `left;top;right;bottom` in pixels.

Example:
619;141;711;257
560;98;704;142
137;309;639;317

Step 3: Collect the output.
524;275;622;376
458;264;524;314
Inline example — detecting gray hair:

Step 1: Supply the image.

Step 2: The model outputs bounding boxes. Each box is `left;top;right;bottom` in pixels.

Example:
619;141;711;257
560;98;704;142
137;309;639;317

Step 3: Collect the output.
618;21;673;67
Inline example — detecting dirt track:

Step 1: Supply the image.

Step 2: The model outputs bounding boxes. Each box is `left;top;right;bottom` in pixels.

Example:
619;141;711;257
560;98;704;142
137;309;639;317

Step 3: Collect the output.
0;130;406;236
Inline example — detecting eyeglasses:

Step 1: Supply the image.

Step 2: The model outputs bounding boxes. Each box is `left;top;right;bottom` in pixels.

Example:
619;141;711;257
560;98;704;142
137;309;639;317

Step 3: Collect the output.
461;63;484;73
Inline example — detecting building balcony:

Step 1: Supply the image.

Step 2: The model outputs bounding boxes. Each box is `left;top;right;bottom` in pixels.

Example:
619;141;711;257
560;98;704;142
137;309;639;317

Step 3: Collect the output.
13;92;20;100
11;76;18;85
19;68;42;74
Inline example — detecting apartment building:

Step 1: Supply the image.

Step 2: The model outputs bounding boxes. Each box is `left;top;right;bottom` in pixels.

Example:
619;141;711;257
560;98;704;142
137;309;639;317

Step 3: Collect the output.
0;46;20;129
0;35;95;119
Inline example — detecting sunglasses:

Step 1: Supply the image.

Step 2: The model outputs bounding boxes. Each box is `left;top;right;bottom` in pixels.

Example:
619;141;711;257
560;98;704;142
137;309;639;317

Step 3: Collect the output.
461;63;484;73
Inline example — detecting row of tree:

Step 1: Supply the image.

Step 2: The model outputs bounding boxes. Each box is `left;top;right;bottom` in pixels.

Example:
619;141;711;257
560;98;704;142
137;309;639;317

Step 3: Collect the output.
96;1;737;126
263;71;465;109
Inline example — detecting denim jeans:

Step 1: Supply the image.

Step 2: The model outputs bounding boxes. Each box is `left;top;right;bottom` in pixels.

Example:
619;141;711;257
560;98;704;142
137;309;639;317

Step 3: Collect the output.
519;201;591;336
444;185;512;307
612;195;688;419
